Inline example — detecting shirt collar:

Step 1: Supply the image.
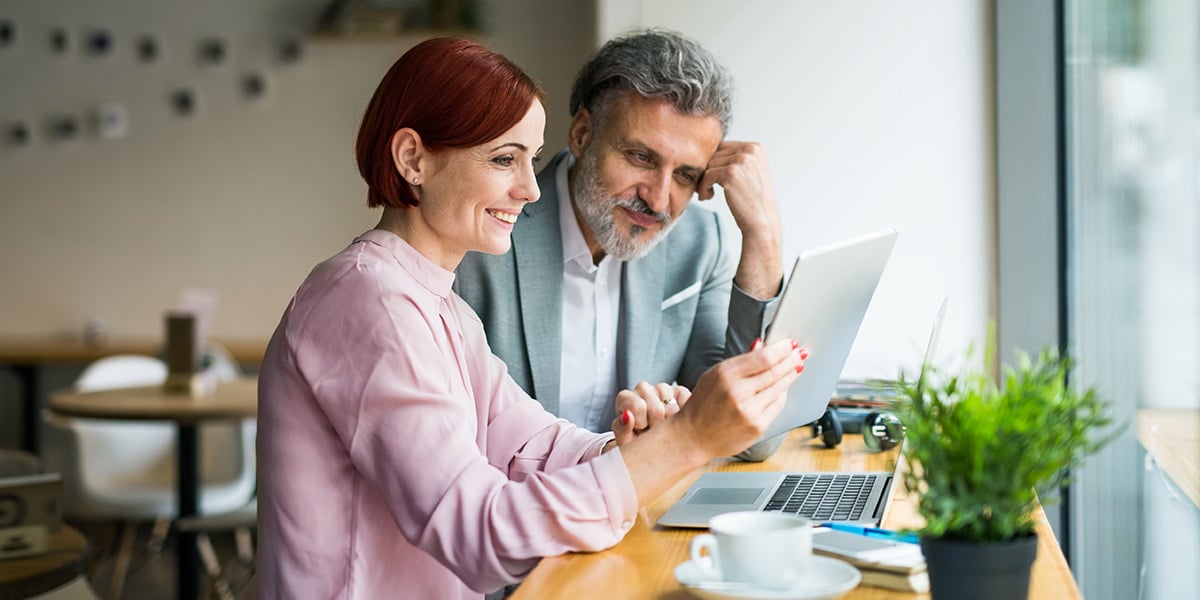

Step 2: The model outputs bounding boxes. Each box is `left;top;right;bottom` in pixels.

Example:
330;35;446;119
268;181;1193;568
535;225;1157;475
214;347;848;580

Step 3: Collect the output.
354;228;456;298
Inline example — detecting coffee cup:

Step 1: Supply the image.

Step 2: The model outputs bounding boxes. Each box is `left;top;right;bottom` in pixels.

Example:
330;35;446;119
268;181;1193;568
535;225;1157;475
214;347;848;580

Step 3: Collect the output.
689;511;812;589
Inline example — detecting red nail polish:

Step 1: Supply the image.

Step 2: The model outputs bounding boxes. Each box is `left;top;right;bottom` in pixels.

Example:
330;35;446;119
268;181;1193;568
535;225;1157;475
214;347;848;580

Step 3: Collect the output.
790;340;799;350
621;410;632;425
800;350;809;360
750;337;763;351
795;365;805;374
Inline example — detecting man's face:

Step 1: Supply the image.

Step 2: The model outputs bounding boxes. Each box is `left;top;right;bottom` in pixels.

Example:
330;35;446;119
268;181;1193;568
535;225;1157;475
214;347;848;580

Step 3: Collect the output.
568;94;723;261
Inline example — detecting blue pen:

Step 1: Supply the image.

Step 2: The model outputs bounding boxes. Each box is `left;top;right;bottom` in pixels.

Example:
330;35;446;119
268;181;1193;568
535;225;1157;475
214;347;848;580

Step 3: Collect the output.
819;522;920;544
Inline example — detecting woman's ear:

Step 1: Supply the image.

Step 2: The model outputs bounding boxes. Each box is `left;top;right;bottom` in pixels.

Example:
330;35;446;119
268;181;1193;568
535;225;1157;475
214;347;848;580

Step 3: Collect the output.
567;108;593;158
390;128;425;185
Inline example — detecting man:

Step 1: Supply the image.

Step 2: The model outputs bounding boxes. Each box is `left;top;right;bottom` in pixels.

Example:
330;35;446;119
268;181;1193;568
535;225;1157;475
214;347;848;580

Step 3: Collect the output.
455;28;787;460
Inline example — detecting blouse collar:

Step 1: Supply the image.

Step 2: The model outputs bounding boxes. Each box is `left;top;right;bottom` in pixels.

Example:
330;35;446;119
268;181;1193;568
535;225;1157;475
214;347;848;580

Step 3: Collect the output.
355;229;456;298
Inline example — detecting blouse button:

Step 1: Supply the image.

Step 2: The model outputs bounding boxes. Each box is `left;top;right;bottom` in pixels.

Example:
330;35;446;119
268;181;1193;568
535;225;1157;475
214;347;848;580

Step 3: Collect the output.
621;520;632;530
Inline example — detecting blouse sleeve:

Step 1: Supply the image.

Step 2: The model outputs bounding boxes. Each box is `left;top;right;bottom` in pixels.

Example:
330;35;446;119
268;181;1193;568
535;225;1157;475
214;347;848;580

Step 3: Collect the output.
291;263;638;592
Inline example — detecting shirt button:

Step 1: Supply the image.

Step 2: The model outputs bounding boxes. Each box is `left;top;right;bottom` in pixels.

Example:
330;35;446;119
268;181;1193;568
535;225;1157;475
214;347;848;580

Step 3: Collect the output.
622;520;632;530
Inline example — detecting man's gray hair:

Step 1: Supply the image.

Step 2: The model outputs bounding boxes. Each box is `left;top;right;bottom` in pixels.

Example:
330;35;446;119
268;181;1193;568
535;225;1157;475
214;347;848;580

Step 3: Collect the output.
569;28;734;136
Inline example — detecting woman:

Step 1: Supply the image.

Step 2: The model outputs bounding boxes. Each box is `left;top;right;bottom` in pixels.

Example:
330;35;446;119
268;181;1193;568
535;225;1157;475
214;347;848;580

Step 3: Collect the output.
256;37;805;599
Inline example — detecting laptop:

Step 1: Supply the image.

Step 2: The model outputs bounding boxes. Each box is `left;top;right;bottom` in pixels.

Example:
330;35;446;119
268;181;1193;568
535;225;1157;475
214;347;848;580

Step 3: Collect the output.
657;228;900;528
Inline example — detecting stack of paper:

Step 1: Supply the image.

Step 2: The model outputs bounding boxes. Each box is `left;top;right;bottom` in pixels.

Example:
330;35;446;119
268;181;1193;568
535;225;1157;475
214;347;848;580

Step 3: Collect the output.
811;526;929;593
814;548;929;593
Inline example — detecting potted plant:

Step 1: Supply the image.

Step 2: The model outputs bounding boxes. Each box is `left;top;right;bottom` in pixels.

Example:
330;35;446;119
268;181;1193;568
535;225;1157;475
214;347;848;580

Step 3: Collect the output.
894;338;1120;600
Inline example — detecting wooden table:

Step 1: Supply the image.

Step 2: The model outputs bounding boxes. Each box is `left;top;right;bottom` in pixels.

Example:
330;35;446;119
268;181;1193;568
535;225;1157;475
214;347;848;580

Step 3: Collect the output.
0;525;91;600
0;337;264;454
48;378;258;600
512;429;1079;599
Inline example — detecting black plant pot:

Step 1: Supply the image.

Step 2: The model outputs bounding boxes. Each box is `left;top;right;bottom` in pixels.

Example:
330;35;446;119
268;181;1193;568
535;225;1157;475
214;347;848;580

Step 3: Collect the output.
920;534;1038;600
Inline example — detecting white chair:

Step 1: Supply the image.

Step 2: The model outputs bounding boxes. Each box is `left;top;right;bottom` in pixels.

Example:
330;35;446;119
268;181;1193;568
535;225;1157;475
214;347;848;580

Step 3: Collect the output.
41;352;256;600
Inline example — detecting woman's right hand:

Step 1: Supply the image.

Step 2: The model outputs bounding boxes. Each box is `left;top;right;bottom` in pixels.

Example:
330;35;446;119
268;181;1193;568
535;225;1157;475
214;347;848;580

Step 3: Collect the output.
615;338;806;504
673;338;806;458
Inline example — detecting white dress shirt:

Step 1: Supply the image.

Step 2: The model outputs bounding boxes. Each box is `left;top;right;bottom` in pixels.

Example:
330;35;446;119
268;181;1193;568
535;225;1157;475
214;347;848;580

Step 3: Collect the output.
556;156;623;432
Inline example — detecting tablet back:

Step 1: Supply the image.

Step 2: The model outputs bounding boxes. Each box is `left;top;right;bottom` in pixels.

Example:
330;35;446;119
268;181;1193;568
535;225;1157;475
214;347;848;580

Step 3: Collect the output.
758;228;898;441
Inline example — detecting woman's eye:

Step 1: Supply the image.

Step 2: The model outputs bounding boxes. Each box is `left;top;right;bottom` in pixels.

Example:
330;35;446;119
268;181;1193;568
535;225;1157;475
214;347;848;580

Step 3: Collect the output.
492;155;515;167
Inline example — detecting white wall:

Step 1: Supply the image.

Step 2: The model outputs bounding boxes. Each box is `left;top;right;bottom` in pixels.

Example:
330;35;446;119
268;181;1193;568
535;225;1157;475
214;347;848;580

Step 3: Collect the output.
0;0;594;344
601;0;994;379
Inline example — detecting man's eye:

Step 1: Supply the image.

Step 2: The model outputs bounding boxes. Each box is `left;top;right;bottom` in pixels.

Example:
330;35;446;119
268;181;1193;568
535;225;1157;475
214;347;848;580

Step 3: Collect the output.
628;151;651;164
676;172;698;185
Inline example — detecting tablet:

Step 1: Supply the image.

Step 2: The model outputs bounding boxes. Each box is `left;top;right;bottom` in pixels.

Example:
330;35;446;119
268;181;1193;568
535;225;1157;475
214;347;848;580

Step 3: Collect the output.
757;228;898;442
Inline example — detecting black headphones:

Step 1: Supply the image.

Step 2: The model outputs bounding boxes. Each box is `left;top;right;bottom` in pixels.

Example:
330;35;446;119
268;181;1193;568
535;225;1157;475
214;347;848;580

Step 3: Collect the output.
811;408;904;451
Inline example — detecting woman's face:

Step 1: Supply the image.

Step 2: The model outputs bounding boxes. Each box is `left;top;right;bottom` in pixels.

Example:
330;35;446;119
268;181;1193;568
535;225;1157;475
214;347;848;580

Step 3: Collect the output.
410;100;545;270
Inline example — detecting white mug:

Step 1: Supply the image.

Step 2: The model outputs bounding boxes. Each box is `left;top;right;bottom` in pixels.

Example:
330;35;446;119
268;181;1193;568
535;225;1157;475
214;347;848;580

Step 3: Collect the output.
689;511;812;589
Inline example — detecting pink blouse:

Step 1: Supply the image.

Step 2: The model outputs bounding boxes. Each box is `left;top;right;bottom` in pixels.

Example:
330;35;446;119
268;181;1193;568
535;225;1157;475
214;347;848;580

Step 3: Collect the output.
256;230;639;599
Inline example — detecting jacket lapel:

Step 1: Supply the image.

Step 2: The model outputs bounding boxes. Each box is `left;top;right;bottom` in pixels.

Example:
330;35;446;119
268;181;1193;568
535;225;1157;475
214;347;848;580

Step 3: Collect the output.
618;242;667;390
513;153;566;411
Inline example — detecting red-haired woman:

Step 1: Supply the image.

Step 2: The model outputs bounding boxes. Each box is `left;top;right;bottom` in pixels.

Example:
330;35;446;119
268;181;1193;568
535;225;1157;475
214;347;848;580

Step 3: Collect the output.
255;37;806;598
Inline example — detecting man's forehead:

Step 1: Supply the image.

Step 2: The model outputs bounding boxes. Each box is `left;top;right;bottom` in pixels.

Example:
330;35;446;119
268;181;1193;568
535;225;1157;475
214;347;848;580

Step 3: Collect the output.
605;96;723;167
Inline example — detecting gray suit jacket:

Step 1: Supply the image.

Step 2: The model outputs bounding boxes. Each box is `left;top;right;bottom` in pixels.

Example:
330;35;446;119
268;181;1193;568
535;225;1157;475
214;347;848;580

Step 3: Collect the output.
455;149;783;460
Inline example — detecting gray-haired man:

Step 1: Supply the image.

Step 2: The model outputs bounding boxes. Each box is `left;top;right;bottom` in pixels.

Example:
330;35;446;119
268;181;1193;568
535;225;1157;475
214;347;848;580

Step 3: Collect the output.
455;28;787;461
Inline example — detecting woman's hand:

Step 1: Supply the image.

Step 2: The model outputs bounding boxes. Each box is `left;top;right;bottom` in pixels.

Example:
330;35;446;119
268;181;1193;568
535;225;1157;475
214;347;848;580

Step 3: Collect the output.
671;338;806;459
610;382;692;446
614;338;808;504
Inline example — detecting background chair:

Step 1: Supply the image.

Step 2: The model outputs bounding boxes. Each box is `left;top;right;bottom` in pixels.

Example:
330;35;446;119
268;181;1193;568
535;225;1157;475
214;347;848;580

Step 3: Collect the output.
41;352;256;600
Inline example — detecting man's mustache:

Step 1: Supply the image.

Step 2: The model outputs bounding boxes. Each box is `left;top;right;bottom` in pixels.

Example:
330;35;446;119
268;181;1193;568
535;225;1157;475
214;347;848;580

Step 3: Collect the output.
618;196;669;223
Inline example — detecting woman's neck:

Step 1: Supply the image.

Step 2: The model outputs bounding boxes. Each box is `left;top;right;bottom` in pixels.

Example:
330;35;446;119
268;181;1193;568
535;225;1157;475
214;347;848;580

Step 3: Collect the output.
374;207;461;271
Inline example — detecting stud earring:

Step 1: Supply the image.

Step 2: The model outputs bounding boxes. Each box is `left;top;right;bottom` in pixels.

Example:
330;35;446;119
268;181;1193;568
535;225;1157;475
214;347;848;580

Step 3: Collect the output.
411;176;420;185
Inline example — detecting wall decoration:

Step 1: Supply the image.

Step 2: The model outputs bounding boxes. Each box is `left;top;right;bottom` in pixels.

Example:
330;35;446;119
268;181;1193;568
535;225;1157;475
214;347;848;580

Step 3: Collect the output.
198;37;228;66
3;3;337;149
136;34;162;63
49;26;70;55
86;29;114;57
0;19;15;49
94;103;129;138
242;71;268;100
48;114;81;141
4;120;31;147
170;87;199;117
278;36;304;65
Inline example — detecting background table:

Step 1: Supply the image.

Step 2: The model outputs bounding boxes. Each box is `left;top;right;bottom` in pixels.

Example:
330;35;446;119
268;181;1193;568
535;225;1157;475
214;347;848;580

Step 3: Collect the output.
48;378;258;600
511;429;1079;599
0;337;264;454
0;525;92;600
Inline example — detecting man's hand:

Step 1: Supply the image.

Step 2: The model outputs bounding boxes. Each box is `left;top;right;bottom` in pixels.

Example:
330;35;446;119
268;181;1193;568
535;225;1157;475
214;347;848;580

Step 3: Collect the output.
611;382;691;444
697;141;783;300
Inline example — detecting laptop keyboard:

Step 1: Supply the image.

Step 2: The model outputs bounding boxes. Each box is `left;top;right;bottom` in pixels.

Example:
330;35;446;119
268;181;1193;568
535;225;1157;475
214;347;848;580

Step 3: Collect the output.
761;473;873;521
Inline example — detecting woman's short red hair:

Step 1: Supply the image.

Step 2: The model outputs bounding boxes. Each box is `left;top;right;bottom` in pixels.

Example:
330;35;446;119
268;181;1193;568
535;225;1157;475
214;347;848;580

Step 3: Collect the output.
356;37;545;208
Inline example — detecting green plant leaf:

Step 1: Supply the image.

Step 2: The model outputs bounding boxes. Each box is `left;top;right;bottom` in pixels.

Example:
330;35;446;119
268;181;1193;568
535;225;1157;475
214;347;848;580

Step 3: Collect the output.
894;331;1122;543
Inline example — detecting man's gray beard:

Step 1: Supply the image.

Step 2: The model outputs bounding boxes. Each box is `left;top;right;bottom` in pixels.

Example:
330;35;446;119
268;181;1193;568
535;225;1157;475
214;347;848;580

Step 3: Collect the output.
571;147;679;261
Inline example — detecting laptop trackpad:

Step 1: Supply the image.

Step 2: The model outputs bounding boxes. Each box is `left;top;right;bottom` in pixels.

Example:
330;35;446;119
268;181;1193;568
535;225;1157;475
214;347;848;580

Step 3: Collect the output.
689;487;765;505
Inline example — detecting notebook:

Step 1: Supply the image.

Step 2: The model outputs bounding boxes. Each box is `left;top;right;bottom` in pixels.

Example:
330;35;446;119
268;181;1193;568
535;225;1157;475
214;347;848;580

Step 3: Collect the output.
657;229;899;528
657;295;950;529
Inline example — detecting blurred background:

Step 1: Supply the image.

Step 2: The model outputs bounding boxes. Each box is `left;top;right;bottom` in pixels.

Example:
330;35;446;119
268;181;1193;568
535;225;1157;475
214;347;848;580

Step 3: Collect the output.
0;1;1196;599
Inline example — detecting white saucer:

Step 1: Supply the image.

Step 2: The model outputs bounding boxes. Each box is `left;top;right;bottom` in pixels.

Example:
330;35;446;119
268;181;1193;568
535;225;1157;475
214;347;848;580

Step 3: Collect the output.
674;555;861;600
